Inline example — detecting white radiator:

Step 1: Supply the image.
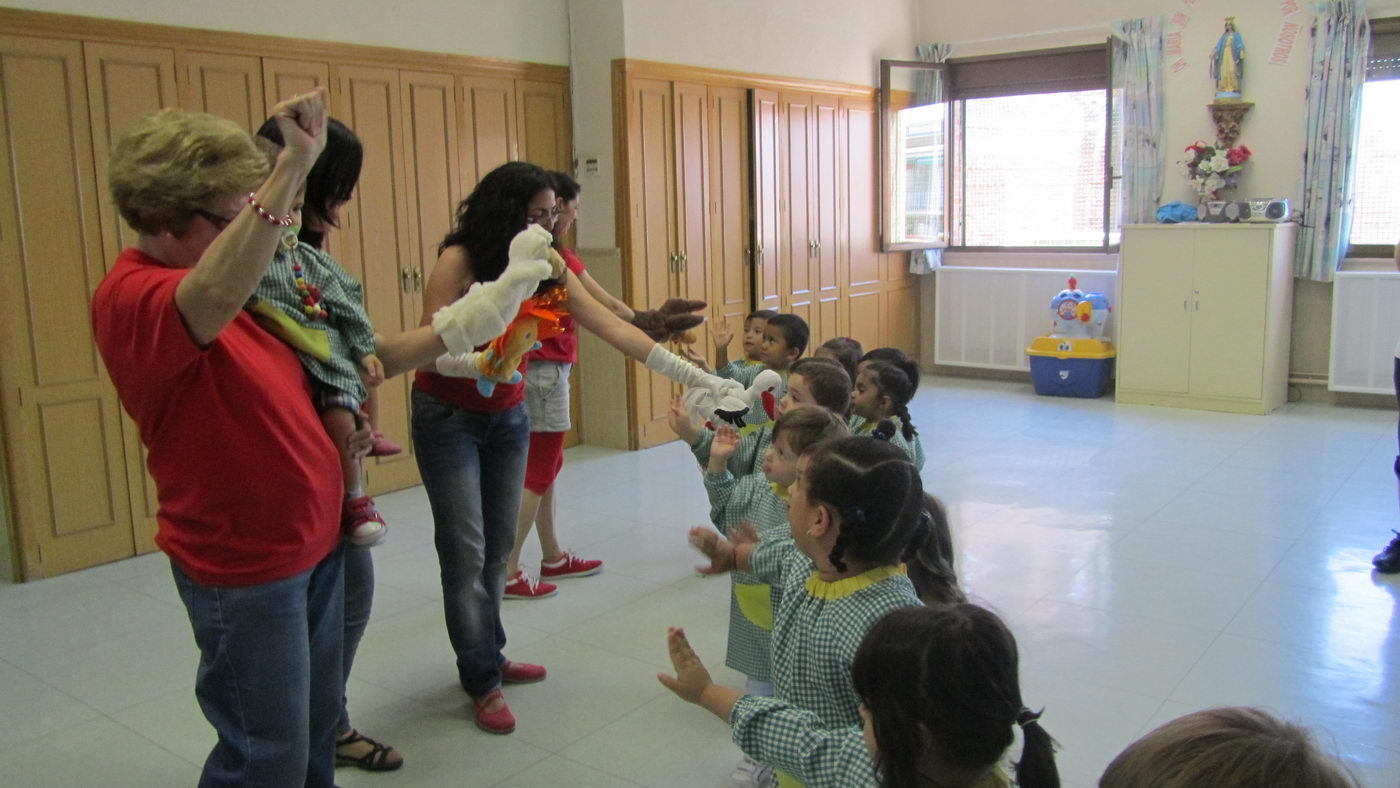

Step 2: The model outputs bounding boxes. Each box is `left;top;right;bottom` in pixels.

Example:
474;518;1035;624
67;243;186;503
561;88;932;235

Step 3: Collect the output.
1328;270;1400;394
933;267;1118;372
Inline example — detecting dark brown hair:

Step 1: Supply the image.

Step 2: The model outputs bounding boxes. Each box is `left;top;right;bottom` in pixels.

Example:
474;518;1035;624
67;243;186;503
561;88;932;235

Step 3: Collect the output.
771;406;849;456
788;357;852;414
817;337;863;382
766;313;810;356
860;360;919;442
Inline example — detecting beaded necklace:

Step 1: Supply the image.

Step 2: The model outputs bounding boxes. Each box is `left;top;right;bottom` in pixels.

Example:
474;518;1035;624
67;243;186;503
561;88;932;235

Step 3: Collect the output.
284;229;328;320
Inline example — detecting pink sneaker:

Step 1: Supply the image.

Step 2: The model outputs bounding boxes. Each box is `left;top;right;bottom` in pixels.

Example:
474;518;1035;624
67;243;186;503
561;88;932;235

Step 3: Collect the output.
503;570;557;599
471;690;515;734
539;551;603;579
343;496;387;547
368;432;402;457
500;660;547;684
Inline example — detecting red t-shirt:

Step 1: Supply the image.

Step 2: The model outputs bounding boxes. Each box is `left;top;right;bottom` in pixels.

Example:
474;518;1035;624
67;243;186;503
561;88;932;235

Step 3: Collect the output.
91;249;342;587
525;247;586;365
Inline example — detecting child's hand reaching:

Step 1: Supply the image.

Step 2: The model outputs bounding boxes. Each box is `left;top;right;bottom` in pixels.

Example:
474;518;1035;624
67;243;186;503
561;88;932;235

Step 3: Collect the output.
712;320;734;350
667;394;701;444
710;425;740;464
688;526;736;575
360;354;385;387
656;627;713;704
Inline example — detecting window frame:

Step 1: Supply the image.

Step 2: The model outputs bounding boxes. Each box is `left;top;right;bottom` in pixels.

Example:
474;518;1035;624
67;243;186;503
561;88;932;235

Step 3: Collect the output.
1346;16;1400;259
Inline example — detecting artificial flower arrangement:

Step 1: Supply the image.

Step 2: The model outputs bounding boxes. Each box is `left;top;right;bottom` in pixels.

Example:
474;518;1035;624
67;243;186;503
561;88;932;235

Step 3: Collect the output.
1181;140;1252;200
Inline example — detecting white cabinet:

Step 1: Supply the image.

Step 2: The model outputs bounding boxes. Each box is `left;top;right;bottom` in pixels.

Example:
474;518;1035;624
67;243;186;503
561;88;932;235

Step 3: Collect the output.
1116;223;1296;414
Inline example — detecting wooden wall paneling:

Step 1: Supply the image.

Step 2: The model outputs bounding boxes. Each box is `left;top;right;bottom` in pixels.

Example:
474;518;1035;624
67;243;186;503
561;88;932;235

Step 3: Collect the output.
180;50;264;131
751;88;781;312
674;81;712;366
82;41;178;554
458;76;517;190
0;35;136;577
332;65;419;494
778;92;814;332
628;78;679;448
262;57;329;110
883;280;920;357
707;86;752;348
813;94;841;347
840;96;882;348
515;79;569;172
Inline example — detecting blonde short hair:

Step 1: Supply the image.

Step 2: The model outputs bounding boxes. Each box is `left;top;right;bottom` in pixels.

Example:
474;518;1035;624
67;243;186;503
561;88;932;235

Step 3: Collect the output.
1100;707;1357;788
108;108;269;234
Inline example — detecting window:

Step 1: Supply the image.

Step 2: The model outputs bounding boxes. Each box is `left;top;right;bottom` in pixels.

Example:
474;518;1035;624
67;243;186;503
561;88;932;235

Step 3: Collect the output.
881;45;1121;253
1349;18;1400;255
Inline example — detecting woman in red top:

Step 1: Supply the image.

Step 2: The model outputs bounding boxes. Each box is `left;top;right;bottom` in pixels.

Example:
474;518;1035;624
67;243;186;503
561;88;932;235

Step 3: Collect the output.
91;90;554;787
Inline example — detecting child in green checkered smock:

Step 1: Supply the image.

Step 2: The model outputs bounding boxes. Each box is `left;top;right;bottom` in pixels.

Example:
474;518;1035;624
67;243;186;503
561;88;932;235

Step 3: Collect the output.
847;414;923;469
850;359;924;470
659;605;1058;788
712;309;776;387
686;435;964;788
246;228;388;547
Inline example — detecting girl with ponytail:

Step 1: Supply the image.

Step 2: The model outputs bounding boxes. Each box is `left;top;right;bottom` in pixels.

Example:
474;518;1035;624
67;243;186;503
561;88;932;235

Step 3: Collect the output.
850;359;924;470
682;436;963;787
660;604;1058;788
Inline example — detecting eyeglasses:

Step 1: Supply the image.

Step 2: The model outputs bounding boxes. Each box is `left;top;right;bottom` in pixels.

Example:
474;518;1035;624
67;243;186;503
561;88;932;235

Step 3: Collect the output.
195;208;238;231
526;206;562;224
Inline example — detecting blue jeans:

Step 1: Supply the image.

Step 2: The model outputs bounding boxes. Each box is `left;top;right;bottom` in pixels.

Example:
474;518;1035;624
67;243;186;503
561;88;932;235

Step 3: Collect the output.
171;546;345;788
339;544;374;735
411;388;529;697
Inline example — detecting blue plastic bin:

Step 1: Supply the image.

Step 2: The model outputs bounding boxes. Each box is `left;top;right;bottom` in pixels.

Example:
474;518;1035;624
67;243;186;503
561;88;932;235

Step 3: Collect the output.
1026;337;1115;399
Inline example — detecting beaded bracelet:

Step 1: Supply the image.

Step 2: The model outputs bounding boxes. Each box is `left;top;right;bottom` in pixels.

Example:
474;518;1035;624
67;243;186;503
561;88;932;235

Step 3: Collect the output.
247;192;295;227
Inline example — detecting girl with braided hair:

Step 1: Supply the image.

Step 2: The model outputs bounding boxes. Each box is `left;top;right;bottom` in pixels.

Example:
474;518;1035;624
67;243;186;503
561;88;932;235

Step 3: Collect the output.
850;360;924;470
659;604;1060;788
686;436;961;785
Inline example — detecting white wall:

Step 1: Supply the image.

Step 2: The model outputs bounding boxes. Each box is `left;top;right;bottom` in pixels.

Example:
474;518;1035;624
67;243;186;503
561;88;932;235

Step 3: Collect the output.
2;0;571;64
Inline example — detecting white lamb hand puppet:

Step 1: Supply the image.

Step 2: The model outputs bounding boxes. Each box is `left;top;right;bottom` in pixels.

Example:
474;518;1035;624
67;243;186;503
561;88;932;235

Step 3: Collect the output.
430;224;557;356
683;368;782;430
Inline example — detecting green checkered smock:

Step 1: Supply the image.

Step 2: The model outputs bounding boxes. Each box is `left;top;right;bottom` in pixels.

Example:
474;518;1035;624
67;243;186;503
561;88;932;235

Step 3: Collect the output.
847;415;924;471
251;244;376;405
748;535;921;729
692;423;773;477
730;696;1010;788
705;471;790;682
716;358;769;387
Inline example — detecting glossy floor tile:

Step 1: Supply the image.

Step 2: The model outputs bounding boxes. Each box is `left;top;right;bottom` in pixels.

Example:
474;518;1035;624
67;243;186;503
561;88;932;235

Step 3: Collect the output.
2;376;1397;787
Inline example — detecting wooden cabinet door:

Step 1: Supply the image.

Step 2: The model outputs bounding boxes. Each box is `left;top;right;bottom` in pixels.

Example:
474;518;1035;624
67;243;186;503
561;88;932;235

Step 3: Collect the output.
515;79;569;172
674;81;712;364
262;58;329;110
841;97;882;347
812;93;841;347
0;35;136;577
460;76;517;189
707;86;752;351
752;88;782;312
1189;231;1269;400
83;41;179;554
779;92;814;332
181;51;263;131
332;65;419;494
1118;228;1193;394
628;78;678;447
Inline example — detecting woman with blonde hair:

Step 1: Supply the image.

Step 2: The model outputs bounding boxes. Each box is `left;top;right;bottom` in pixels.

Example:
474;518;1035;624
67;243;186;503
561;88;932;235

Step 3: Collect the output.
92;88;553;786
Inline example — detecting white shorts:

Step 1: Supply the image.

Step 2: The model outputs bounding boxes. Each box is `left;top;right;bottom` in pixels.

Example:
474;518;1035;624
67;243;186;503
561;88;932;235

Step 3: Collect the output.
525;360;572;433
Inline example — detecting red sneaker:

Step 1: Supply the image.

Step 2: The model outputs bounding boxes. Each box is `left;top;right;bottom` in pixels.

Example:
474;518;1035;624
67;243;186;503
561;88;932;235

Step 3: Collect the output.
343;496;387;547
471;690;515;734
368;432;403;457
539;551;603;579
503;570;557;599
500;660;547;684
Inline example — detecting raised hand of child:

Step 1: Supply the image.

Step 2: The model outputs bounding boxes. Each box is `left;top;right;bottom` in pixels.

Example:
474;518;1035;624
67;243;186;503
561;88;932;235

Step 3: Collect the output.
360;353;385;387
711;425;740;463
667;394;701;444
712;320;734;350
730;521;759;547
688;525;735;575
656;626;713;704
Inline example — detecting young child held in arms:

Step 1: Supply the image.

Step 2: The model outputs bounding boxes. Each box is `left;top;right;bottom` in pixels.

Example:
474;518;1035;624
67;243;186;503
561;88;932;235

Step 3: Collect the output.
706;407;849;788
660;604;1061;788
1101;707;1358;788
688;435;963;755
247;179;388;546
814;337;862;385
713;309;778;386
850;359;924;470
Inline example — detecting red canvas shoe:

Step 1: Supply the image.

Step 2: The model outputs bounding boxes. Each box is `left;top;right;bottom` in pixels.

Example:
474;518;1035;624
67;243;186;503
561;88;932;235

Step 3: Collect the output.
368;432;403;457
500;660;547;684
471;690;515;734
343;496;387;547
503;570;557;599
539;551;603;580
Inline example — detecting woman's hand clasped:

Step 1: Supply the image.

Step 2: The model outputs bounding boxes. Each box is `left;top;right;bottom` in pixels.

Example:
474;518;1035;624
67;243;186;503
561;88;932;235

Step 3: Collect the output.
270;87;329;169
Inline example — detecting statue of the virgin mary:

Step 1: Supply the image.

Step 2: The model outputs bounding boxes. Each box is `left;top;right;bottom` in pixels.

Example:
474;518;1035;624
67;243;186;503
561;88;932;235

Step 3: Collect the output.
1210;17;1245;100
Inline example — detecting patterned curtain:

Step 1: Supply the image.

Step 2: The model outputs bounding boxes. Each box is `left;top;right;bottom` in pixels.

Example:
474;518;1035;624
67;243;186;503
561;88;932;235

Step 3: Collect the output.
1297;0;1370;282
911;43;953;274
1111;17;1166;225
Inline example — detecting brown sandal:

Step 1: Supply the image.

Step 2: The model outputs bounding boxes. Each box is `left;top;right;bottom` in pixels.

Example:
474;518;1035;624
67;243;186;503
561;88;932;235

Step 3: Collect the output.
335;729;404;772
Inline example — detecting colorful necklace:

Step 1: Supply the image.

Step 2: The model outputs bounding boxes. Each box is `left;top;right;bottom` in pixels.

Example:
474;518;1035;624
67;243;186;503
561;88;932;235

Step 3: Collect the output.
284;231;328;321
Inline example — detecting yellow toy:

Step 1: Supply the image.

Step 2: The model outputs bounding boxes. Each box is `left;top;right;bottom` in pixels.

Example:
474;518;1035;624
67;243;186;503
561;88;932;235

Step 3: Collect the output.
474;283;570;396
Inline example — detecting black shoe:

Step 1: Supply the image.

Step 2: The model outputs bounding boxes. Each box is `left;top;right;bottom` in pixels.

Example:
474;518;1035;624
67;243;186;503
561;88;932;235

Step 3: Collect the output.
1375;530;1400;574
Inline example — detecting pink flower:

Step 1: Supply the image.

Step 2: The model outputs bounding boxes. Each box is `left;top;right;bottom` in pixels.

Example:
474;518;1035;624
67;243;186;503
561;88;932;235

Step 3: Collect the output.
1227;146;1252;166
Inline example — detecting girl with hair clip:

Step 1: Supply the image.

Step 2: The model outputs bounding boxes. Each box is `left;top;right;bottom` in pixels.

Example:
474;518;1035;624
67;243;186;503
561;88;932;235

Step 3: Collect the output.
850;360;924;470
659;604;1060;788
686;437;962;746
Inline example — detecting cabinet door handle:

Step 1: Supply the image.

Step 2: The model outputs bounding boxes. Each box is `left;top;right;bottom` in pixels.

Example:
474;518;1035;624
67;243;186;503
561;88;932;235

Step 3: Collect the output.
401;269;412;293
679;252;688;272
413;270;423;292
757;245;765;266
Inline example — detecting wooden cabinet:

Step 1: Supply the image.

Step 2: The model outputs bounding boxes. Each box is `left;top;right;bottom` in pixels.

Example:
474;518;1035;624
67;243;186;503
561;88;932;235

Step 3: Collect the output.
707;86;753;346
1116;223;1296;414
180;51;263;131
459;76;517;188
752;89;782;312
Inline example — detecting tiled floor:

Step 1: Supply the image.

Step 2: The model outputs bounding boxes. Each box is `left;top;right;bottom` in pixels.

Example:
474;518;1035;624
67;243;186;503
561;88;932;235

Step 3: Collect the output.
2;376;1398;787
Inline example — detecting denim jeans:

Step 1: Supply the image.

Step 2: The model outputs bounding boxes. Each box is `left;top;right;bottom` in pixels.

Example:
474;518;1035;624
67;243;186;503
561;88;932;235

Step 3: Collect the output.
171;545;345;788
339;544;374;735
411;387;529;697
